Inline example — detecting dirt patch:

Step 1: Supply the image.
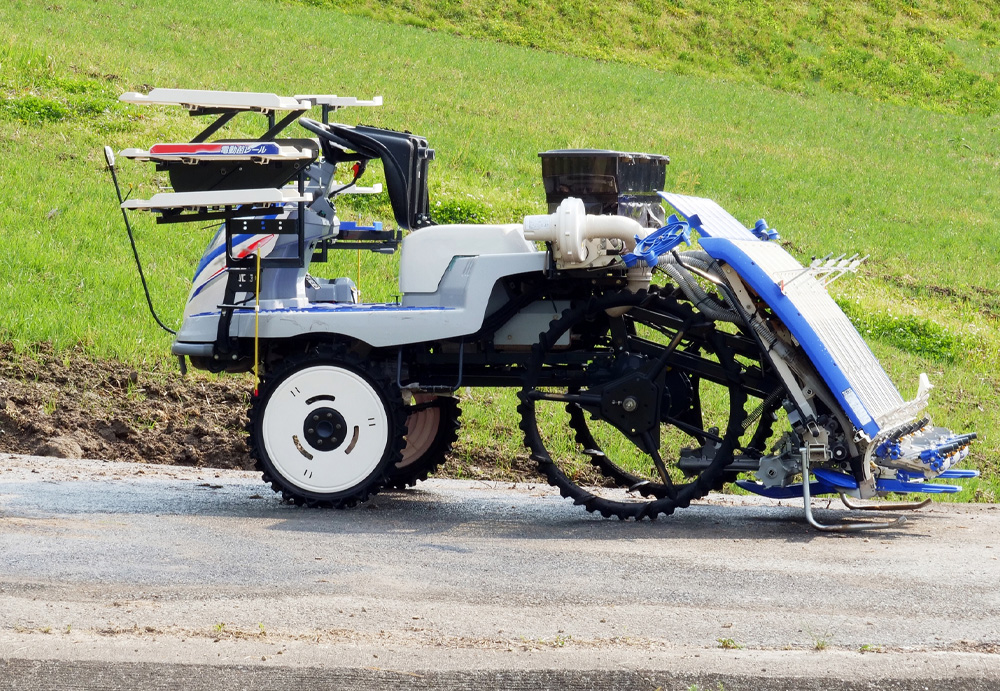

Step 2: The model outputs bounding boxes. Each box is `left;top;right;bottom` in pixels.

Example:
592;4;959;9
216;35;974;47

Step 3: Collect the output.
0;342;252;470
0;342;540;482
868;271;1000;321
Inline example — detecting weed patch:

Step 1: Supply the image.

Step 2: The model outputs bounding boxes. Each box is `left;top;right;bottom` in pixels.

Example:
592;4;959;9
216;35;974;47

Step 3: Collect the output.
431;197;491;224
837;300;964;363
0;40;120;124
0;95;69;124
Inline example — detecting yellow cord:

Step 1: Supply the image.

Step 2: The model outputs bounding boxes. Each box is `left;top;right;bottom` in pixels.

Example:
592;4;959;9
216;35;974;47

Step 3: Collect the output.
253;250;261;395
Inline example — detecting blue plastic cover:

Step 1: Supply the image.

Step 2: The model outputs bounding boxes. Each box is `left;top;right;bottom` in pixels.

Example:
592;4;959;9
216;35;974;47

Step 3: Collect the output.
658;193;909;436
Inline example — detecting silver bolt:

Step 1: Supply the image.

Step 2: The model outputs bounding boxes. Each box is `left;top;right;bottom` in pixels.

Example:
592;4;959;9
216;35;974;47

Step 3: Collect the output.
623;396;638;412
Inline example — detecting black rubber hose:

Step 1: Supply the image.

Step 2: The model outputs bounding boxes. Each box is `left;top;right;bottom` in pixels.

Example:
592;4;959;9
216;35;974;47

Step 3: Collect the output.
107;159;177;335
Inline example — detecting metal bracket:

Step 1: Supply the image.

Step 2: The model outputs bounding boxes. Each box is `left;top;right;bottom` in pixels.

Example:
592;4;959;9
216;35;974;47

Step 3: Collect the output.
397;342;465;393
800;446;905;532
213;168;308;358
839;493;931;512
778;253;867;293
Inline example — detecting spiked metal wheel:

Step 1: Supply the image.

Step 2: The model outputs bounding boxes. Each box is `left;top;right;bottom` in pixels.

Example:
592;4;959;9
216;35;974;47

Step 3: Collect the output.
518;288;751;520
566;346;783;495
248;350;406;508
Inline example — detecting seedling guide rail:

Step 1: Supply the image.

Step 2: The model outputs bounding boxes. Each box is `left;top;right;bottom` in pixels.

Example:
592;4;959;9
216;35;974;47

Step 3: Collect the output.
107;88;977;531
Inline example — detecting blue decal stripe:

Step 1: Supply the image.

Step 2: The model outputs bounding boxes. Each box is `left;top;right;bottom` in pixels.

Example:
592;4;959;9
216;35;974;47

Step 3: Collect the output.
192;213;281;281
188;304;455;319
189;268;226;300
193;227;238;280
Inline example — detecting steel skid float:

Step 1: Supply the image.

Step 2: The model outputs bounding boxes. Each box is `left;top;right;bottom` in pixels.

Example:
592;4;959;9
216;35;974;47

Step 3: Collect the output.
106;88;978;530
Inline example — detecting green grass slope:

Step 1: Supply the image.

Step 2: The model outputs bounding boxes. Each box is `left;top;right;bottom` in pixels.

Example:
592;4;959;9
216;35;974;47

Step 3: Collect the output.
311;0;1000;115
0;0;996;496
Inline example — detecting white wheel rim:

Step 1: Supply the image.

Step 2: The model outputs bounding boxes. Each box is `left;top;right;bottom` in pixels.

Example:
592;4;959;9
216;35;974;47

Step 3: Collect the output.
262;365;389;494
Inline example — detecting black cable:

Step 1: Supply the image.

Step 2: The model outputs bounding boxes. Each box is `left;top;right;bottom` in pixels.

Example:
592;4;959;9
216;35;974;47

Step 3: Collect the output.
327;179;358;197
107;160;177;335
327;160;368;199
123;209;177;336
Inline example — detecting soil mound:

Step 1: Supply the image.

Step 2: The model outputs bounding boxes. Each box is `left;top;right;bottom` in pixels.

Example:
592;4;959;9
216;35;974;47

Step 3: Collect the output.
0;343;252;469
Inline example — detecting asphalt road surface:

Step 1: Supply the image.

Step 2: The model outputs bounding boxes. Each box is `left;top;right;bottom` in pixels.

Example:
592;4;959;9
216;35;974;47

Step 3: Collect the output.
1;453;998;690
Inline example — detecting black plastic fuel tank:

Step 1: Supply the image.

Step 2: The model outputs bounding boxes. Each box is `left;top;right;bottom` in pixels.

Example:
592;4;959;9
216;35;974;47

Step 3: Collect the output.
539;149;669;228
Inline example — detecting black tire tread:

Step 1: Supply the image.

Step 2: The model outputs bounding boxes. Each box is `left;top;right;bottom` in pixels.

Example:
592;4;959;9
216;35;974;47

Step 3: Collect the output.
387;396;462;490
